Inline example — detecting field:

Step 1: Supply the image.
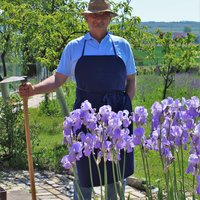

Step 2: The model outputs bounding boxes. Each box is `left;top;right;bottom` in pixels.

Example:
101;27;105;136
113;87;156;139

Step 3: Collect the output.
140;21;200;35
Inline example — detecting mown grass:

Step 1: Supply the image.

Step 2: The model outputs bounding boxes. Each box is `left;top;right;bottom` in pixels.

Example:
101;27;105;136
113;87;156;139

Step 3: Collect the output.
28;73;200;189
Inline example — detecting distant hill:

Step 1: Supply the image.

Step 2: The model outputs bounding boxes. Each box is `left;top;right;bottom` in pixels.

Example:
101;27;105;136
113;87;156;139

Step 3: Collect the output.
140;21;200;35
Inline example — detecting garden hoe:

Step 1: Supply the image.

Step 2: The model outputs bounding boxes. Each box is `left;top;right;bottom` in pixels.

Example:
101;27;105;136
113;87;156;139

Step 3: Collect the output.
0;76;36;200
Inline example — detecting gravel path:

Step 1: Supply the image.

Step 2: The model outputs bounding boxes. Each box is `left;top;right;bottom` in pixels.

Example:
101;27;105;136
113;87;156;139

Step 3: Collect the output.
28;94;45;108
0;170;147;200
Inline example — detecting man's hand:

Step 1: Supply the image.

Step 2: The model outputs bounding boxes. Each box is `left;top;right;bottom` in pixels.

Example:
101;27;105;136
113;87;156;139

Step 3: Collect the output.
19;82;35;98
126;74;136;100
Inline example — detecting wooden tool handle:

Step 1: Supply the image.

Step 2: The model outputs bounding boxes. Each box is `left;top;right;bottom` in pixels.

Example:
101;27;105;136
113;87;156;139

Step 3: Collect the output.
23;96;36;200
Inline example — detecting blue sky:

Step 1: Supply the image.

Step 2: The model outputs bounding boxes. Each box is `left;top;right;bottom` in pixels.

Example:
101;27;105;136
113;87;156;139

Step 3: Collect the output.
117;0;200;22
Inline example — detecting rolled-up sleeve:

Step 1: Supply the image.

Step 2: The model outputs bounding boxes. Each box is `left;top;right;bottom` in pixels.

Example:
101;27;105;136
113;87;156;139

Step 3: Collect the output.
56;44;71;77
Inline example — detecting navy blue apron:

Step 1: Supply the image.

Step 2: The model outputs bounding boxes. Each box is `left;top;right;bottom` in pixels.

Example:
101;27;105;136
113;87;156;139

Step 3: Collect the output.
74;38;134;187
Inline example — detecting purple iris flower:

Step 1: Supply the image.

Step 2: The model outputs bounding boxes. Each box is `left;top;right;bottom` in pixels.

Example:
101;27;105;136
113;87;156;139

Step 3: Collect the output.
73;119;83;132
194;124;200;137
170;126;183;146
61;155;72;169
84;113;97;131
179;111;188;121
185;97;200;118
151;102;164;130
186;96;200;109
161;97;174;111
124;135;134;152
81;133;97;157
63;117;73;136
69;142;83;161
151;102;163;115
108;116;122;128
186;154;199;175
81;100;92;111
132;127;145;146
115;139;125;150
117;110;131;128
133;106;148;126
182;130;189;147
113;127;121;139
61;98;200;189
98;105;112;124
186;119;195;130
151;129;159;140
134;127;145;137
103;141;112;151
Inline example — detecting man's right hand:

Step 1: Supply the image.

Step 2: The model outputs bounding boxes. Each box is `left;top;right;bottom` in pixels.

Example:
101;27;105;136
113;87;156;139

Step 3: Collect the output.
19;82;35;98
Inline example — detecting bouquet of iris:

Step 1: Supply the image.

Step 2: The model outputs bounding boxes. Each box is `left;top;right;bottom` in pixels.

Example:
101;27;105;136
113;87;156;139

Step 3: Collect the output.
61;96;200;200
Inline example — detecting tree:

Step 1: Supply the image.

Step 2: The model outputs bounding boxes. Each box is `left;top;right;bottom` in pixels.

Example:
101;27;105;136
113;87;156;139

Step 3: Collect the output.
1;0;144;114
147;30;199;99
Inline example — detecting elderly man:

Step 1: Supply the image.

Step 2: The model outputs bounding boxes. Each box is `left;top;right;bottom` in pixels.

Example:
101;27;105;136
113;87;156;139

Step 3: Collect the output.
19;0;136;199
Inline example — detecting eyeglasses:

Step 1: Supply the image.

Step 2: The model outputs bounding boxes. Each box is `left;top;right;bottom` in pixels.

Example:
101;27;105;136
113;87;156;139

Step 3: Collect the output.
87;12;111;19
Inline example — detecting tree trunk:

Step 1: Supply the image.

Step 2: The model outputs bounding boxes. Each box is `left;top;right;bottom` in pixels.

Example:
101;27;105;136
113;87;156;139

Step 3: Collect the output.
56;87;69;117
1;51;7;77
0;83;9;103
162;77;169;99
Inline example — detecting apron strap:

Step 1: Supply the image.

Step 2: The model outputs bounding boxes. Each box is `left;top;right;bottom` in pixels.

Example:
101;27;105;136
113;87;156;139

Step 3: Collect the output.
111;38;117;55
82;40;87;56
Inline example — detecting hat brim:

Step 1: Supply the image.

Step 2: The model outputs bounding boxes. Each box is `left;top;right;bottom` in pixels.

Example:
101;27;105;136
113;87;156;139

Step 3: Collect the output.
81;10;118;18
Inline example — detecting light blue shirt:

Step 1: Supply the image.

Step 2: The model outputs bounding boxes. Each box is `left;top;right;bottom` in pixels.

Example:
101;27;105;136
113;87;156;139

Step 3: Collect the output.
56;32;136;81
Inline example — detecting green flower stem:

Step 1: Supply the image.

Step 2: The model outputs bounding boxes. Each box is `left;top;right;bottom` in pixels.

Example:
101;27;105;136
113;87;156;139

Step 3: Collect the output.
88;157;96;198
140;145;152;200
192;175;196;200
176;150;182;176
145;151;153;200
73;165;84;200
176;149;183;199
104;158;108;200
93;155;103;199
120;150;126;200
171;148;178;200
158;140;169;198
168;168;176;200
122;150;126;181
116;161;124;199
116;161;122;182
112;161;118;199
180;144;186;199
115;162;120;183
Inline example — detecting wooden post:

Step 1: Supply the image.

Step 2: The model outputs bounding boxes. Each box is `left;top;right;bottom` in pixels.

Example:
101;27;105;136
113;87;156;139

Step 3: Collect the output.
0;187;7;200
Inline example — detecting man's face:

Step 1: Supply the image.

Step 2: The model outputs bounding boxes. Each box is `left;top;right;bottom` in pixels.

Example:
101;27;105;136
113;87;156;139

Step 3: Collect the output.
85;12;111;32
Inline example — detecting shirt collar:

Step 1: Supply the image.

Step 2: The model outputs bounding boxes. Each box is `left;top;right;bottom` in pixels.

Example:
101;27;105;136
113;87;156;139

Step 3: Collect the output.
84;32;112;41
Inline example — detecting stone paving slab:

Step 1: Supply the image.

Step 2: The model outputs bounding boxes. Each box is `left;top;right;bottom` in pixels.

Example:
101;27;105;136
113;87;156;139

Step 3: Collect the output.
7;190;32;200
0;170;146;200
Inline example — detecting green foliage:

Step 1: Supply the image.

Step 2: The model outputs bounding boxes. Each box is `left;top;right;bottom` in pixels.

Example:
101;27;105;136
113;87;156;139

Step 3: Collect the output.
0;96;27;168
136;66;156;75
110;0;142;47
34;144;67;172
63;80;76;111
38;94;61;116
0;0;88;73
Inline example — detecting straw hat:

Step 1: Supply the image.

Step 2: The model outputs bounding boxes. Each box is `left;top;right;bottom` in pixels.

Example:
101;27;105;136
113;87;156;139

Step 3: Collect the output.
81;0;118;17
